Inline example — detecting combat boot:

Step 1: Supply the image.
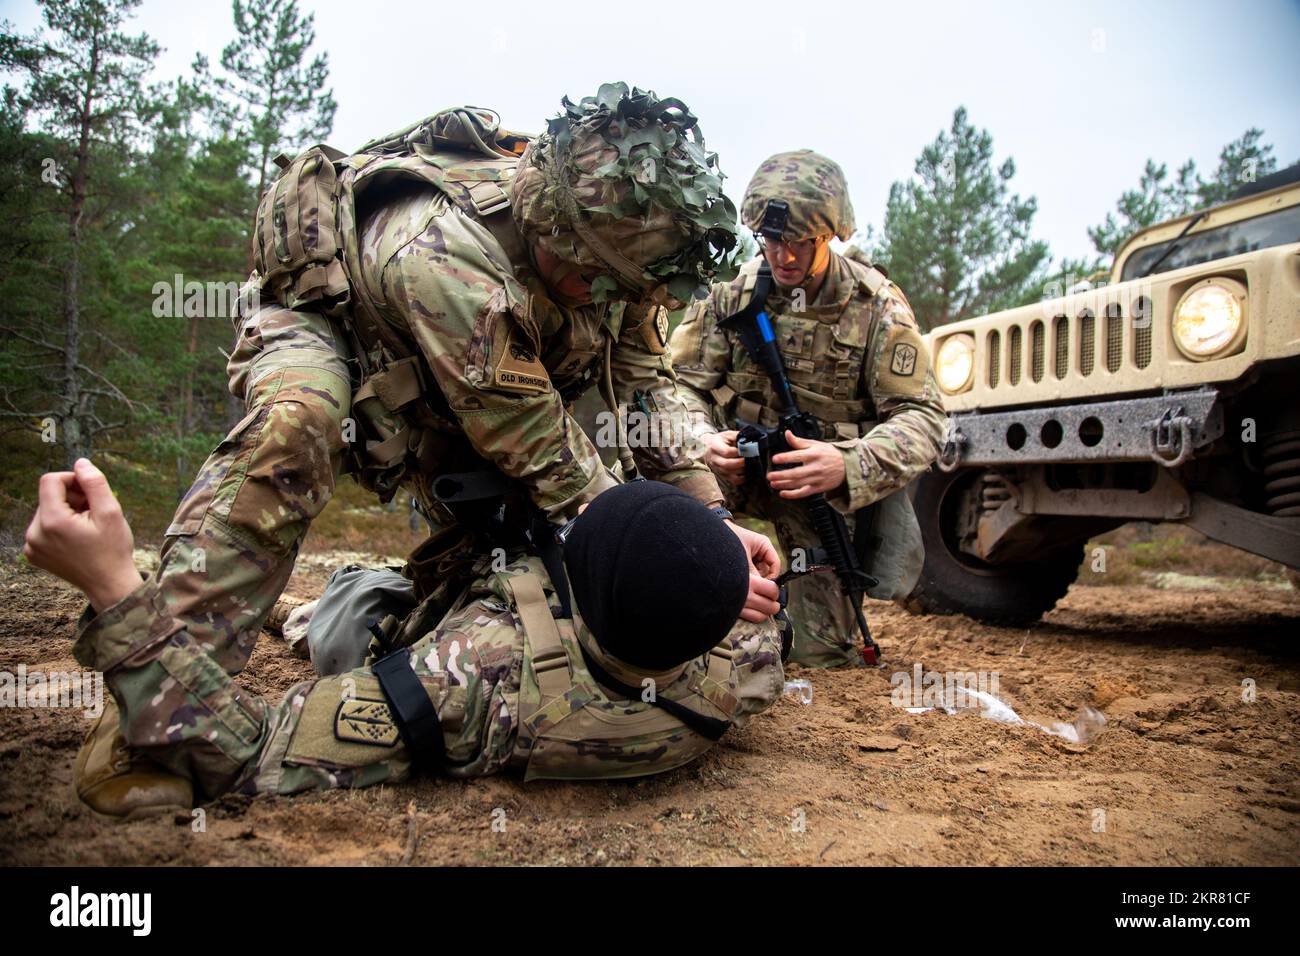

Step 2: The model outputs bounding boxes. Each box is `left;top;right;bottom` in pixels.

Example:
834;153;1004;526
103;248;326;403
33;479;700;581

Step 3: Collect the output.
266;593;314;658
264;593;307;636
73;698;193;818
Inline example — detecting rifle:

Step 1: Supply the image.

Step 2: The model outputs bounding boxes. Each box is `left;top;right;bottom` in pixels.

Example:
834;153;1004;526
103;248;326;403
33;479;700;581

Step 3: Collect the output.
718;255;882;665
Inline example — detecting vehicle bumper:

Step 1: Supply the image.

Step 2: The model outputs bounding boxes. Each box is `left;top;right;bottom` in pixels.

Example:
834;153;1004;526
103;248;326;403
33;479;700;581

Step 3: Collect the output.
939;388;1224;469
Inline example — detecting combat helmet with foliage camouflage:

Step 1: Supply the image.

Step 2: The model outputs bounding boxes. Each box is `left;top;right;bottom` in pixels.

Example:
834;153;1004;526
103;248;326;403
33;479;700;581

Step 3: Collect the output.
511;82;741;305
741;149;856;242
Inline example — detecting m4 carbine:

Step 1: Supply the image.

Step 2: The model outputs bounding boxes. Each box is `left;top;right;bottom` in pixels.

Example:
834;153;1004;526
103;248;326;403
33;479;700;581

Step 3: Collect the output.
718;261;882;665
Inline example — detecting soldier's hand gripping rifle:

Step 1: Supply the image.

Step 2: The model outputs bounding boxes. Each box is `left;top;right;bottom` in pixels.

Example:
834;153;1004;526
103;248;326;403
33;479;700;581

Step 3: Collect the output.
719;205;882;665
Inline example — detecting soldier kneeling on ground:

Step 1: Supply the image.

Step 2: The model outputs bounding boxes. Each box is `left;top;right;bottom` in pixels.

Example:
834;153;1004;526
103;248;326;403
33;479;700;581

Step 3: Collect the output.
25;462;785;812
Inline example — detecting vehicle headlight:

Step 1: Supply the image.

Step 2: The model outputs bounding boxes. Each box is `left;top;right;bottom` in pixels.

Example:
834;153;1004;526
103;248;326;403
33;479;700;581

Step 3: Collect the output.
1172;279;1246;360
935;334;975;393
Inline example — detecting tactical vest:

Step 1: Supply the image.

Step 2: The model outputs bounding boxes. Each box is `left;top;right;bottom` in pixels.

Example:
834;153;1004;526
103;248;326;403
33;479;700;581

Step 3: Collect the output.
714;255;891;441
488;565;740;782
250;108;538;506
711;255;926;603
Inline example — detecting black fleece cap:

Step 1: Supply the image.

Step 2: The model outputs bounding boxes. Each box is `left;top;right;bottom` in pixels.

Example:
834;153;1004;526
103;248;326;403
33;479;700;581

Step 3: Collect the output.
562;481;749;670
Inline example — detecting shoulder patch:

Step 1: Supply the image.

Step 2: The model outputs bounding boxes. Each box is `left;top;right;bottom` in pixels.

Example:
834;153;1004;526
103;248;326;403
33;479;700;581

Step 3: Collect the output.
494;335;552;394
890;342;918;377
875;324;930;400
639;306;670;354
335;697;400;747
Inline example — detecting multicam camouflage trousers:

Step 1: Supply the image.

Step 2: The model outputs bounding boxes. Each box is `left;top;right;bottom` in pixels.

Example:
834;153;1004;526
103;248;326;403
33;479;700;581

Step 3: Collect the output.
723;485;865;669
74;301;380;796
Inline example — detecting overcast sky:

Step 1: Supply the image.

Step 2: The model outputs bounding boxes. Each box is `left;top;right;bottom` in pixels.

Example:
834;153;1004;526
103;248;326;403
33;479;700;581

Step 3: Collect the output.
4;0;1298;261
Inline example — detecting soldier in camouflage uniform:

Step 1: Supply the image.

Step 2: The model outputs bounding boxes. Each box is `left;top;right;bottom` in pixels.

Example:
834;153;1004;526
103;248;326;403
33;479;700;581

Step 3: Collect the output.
26;467;783;802
671;150;946;668
38;84;784;815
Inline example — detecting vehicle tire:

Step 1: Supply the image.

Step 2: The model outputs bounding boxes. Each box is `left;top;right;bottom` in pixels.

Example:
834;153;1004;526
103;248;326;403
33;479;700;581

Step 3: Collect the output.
905;467;1083;626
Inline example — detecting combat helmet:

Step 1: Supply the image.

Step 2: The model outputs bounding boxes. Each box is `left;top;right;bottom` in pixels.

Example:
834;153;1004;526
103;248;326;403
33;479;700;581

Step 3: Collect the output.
740;149;856;242
511;82;742;305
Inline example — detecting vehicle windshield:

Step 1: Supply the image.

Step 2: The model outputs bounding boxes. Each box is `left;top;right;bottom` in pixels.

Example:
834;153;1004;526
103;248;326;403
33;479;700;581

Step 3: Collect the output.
1119;203;1300;281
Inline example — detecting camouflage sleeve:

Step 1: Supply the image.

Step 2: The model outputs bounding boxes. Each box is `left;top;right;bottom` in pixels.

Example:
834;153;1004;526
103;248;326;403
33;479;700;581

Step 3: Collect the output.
69;301;353;691
830;290;946;514
70;572;522;798
726;617;785;726
667;290;732;436
382;208;615;522
608;301;723;506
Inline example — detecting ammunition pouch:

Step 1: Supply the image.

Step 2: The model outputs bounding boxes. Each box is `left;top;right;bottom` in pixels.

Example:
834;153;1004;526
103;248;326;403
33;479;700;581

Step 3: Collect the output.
253;145;350;312
347;356;427;500
400;524;487;603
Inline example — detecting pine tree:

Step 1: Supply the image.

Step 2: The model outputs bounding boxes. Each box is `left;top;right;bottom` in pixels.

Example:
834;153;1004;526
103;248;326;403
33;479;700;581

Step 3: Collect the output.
872;107;1050;332
0;0;160;468
1086;129;1285;268
1194;128;1278;208
1086;160;1198;262
205;0;337;206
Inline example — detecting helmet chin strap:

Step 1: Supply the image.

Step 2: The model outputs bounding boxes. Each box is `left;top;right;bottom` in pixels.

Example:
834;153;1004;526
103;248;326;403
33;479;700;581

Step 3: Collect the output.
798;237;833;291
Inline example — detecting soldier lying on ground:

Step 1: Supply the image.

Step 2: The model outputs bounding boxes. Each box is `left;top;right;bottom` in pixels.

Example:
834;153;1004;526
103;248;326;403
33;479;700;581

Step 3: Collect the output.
45;83;785;814
25;463;784;810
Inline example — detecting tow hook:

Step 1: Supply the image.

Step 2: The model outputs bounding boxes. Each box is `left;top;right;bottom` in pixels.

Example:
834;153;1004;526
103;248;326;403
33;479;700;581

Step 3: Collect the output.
938;419;967;473
1146;406;1195;467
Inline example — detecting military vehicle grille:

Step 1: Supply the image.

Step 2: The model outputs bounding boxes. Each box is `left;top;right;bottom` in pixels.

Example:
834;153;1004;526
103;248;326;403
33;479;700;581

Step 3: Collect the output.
1030;321;1045;382
1134;295;1153;369
1105;303;1123;372
1053;316;1069;379
1008;326;1022;384
1078;310;1095;375
974;295;1171;394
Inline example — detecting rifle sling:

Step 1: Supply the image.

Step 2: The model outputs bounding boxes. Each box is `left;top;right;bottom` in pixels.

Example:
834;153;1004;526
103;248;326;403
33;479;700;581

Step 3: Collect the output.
577;644;730;742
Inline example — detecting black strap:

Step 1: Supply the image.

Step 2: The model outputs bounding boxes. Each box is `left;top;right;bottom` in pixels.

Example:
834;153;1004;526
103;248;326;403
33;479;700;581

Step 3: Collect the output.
372;650;446;767
853;499;882;574
529;509;573;618
432;469;513;504
577;644;730;742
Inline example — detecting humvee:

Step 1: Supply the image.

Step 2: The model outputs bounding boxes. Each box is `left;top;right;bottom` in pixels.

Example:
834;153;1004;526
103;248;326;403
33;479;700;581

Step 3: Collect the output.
910;164;1300;624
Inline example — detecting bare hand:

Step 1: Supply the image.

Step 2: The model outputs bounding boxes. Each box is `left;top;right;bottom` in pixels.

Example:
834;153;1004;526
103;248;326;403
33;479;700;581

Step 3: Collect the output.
768;430;847;499
703;430;746;486
724;520;782;622
24;459;143;613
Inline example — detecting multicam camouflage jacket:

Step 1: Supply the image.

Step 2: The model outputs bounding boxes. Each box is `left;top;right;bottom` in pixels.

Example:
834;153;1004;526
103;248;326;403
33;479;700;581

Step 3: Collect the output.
72;555;784;799
346;176;724;516
670;251;947;514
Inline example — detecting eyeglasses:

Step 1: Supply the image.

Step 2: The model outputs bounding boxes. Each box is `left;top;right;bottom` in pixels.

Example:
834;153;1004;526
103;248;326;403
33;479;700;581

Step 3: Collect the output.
756;234;821;256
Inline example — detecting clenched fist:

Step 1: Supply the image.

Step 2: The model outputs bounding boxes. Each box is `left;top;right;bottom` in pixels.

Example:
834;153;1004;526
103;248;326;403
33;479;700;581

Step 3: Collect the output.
24;459;143;612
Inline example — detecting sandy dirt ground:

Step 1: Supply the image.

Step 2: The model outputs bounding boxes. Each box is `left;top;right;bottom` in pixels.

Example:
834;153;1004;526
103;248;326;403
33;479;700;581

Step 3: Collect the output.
1;544;1297;867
